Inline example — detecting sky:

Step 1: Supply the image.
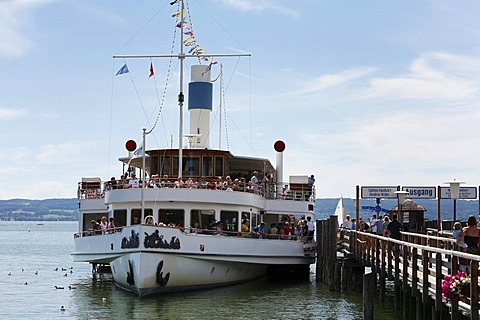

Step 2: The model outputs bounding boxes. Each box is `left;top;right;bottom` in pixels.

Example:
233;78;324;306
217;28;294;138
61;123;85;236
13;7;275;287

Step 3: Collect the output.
2;0;480;200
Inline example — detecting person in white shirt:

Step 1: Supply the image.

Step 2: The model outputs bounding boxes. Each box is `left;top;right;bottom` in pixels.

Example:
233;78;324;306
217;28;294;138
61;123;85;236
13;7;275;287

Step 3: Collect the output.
306;216;315;241
342;215;353;229
250;171;259;194
128;173;139;188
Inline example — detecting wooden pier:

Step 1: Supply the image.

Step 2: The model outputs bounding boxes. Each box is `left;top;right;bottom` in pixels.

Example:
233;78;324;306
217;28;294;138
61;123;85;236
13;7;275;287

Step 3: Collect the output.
316;216;480;319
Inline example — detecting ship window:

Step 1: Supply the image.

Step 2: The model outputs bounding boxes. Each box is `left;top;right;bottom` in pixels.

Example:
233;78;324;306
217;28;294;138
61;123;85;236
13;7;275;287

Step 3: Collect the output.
202;156;213;177
215;157;224;177
113;209;127;227
131;208;153;225
251;212;257;231
159;155;171;177
190;209;215;229
158;209;184;227
220;210;238;233
172;156;200;177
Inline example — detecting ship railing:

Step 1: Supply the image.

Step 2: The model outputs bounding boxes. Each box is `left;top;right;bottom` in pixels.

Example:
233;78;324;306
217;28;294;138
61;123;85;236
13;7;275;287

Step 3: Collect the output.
74;226;123;238
77;177;315;202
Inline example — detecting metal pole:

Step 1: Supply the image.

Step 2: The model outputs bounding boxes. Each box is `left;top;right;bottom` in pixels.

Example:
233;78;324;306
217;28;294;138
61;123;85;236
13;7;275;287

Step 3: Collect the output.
437;185;441;232
178;0;185;179
141;128;146;218
453;198;457;222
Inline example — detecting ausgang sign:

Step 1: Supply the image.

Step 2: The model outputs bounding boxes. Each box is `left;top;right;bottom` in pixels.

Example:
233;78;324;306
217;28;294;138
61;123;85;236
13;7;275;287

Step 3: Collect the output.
361;186;397;199
401;186;436;199
440;187;477;199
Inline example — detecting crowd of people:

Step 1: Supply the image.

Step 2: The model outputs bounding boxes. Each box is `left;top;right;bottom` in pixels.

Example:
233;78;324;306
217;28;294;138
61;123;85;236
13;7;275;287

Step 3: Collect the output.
87;213;316;243
341;213;403;240
238;215;315;242
89;216;117;235
104;172;280;197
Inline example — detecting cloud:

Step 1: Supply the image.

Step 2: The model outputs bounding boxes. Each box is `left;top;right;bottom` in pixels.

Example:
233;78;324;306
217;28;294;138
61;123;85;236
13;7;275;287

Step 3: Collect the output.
0;108;28;120
0;0;57;58
363;52;479;100
286;105;480;197
298;67;376;94
217;0;299;18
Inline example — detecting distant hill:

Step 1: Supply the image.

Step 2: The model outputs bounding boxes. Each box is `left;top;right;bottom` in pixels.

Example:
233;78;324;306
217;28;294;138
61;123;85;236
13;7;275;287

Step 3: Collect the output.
0;197;477;223
0;198;78;221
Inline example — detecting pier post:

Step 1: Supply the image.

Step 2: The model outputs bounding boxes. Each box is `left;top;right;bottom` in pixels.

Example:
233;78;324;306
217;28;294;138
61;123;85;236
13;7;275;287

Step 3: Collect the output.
363;271;374;320
434;252;443;319
328;215;338;291
403;244;410;319
379;239;386;301
451;256;459;319
394;242;401;310
315;220;325;282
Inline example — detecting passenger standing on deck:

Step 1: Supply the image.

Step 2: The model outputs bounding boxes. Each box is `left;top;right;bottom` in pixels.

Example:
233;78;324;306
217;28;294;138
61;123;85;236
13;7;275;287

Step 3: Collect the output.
107;217;116;233
386;214;402;240
375;215;383;235
99;216;108;234
462;215;479;254
250;171;259;194
307;174;315;198
342;215;352;229
370;214;378;233
453;222;467;251
306;216;315;242
129;173;139;188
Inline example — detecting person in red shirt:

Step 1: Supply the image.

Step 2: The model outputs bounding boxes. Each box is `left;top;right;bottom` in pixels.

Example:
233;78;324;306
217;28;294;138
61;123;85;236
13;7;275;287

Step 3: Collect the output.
283;222;292;239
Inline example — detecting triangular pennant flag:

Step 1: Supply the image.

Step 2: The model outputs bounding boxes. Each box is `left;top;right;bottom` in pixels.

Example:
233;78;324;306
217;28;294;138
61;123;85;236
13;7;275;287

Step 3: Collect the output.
116;64;129;76
149;62;154;78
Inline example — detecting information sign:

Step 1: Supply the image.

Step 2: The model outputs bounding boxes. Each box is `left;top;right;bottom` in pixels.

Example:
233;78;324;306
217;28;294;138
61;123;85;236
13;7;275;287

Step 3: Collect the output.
361;186;397;199
440;187;477;199
401;186;436;199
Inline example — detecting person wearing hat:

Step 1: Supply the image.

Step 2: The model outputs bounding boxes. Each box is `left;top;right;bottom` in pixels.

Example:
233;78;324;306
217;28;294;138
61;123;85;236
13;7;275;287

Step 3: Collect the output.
90;219;101;235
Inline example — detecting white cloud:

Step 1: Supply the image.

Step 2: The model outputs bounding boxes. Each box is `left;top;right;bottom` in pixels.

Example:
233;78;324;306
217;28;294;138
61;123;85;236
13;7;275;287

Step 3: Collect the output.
299;67;376;94
0;108;28;120
363;53;479;100
286;106;480;198
0;0;57;58
217;0;299;18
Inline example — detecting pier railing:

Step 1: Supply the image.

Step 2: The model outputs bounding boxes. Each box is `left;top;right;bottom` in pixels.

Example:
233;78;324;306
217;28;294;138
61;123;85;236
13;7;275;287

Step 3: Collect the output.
316;216;480;319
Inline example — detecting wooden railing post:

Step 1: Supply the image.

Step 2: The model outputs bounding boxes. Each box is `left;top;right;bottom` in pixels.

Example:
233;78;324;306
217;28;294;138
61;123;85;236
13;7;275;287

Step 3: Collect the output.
435;252;443;317
394;242;401;310
403;244;410;318
451;255;459;320
471;260;479;320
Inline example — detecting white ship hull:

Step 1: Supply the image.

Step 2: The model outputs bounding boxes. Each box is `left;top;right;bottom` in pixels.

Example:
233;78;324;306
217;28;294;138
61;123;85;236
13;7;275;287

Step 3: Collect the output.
73;223;314;296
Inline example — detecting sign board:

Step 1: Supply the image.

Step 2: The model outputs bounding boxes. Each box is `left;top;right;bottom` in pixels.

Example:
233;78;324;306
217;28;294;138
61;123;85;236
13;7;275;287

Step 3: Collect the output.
361;186;397;199
440;187;477;200
361;206;391;214
401;186;436;199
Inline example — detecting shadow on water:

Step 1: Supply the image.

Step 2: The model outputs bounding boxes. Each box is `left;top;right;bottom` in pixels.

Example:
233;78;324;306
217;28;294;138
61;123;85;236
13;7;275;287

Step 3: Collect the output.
67;267;421;320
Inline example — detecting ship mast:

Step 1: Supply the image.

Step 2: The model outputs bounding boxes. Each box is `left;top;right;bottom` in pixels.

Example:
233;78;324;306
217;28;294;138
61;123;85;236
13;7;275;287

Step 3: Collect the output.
177;0;185;179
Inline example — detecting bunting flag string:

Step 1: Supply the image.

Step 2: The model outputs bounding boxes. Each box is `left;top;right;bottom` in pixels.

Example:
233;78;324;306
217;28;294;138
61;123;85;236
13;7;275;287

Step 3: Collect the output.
171;7;217;66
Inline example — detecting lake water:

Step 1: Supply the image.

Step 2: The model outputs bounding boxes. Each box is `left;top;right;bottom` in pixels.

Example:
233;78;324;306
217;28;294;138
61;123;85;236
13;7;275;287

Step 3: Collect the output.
0;221;403;319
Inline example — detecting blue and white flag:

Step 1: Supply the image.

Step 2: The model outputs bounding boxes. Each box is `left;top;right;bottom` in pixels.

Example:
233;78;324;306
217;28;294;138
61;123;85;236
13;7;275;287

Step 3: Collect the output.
116;64;129;76
133;146;143;156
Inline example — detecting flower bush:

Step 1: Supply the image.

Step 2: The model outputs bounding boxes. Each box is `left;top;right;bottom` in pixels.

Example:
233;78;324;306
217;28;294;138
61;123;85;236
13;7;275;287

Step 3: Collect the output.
442;271;471;302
